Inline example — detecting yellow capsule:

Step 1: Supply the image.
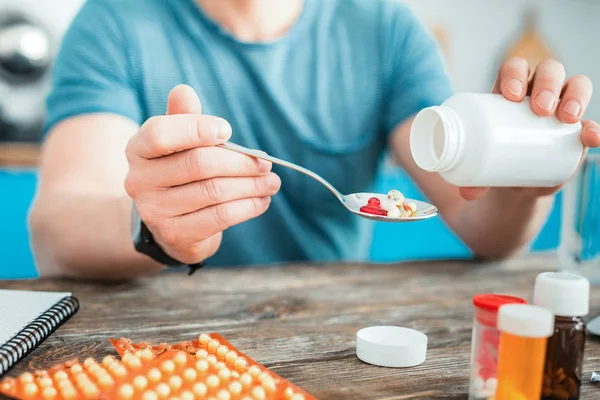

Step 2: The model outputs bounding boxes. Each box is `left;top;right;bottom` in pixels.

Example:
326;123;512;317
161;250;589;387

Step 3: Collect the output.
231;371;240;379
57;380;73;390
217;389;231;400
284;387;294;398
142;390;159;400
53;371;69;381
42;387;58;400
218;368;231;382
118;384;135;399
83;358;97;369
22;383;38;399
258;372;270;382
97;374;115;389
225;351;238;366
180;391;195;400
183;368;197;382
291;395;305;400
208;339;220;353
261;378;276;393
140;349;155;362
234;358;248;372
126;357;143;369
206;374;220;389
173;352;188;367
195;349;209;360
193;382;208;397
156;382;171;398
70;364;83;374
111;364;128;378
147;368;162;383
228;381;242;396
19;372;35;383
169;375;183;391
60;386;78;400
195;360;209;373
251;386;266;400
133;375;149;391
240;373;253;388
198;333;211;346
206;355;218;365
214;362;226;370
216;345;229;359
82;384;100;399
38;377;54;388
248;366;261;378
160;360;176;374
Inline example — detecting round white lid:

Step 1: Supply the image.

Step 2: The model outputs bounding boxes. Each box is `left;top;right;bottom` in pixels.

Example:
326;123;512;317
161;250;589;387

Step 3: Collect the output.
497;304;554;338
356;326;428;368
533;272;590;317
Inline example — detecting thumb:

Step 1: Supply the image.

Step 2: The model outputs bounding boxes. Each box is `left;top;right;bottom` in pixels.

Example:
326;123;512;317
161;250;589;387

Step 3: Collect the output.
167;84;203;115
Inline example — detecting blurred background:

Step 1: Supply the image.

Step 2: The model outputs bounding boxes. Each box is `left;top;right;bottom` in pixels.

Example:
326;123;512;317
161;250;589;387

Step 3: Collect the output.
1;0;599;279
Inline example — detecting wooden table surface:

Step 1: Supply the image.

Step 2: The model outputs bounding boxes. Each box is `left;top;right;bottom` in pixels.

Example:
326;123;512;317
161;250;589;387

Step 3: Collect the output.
2;254;600;399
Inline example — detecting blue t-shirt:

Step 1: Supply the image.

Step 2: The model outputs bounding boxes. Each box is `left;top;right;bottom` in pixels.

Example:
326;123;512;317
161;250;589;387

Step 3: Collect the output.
45;0;453;267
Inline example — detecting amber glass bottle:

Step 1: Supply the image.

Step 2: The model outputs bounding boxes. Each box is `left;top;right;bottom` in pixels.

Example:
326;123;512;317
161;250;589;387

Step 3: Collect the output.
533;272;590;400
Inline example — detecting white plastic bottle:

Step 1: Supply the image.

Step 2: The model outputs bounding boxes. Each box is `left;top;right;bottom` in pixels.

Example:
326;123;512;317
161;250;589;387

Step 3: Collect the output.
409;93;584;187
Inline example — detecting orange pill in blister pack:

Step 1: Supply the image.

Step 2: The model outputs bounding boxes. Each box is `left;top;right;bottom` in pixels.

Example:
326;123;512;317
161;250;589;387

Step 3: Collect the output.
0;334;315;400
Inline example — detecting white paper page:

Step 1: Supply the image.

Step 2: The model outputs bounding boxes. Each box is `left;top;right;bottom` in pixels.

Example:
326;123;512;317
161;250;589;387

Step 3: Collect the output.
0;290;71;344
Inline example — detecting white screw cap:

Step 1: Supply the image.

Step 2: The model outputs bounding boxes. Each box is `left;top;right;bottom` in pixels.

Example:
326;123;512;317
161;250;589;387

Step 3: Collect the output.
356;326;427;368
497;304;554;338
533;272;590;317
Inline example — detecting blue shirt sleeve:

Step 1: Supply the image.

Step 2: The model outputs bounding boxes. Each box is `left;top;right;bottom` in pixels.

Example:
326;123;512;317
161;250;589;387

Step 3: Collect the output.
44;0;143;134
381;2;454;135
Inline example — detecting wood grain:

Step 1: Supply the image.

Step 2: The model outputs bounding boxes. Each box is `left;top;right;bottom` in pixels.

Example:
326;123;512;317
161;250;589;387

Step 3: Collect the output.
0;142;40;167
2;254;600;399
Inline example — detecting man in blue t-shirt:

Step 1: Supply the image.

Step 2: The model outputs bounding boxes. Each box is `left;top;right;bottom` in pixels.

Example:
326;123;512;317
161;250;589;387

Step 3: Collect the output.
29;0;599;279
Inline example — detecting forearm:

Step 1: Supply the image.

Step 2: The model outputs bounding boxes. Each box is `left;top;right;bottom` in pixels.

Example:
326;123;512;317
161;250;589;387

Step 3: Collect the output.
444;189;555;260
29;193;163;280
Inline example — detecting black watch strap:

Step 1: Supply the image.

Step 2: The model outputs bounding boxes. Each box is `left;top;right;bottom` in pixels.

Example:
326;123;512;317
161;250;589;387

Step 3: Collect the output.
132;207;205;275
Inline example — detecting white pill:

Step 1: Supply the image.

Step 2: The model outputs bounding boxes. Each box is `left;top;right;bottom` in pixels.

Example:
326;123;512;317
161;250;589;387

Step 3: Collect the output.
387;190;405;205
485;378;497;392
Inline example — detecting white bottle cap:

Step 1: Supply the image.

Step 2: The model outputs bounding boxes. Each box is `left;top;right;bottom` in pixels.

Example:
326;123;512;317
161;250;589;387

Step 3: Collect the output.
356;326;427;368
497;304;554;338
533;272;590;317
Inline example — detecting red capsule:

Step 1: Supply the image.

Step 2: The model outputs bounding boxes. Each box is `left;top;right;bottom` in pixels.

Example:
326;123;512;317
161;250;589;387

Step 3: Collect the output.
367;197;381;206
360;206;388;216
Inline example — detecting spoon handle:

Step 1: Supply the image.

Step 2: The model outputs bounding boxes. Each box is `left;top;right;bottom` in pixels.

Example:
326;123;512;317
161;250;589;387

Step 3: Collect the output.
217;142;344;201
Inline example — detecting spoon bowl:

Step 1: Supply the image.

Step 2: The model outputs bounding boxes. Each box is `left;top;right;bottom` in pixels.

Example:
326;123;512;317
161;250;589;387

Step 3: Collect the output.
218;142;438;222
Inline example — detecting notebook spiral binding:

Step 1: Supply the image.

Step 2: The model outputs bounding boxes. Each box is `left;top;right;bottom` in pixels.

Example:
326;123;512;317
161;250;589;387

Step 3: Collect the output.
0;297;79;377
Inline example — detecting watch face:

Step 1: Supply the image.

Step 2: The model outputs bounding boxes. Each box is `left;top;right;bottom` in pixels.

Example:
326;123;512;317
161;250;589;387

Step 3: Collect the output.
131;203;142;241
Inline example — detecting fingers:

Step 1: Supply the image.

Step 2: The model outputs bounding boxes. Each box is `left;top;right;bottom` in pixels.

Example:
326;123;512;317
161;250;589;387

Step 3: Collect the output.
167;84;203;115
581;120;600;148
493;57;530;101
529;59;567;116
128;114;232;160
556;75;593;124
140;146;272;187
165;197;272;248
158;173;281;216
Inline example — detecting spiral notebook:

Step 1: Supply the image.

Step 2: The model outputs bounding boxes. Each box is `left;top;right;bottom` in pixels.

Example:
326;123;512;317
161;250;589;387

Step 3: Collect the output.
0;290;79;376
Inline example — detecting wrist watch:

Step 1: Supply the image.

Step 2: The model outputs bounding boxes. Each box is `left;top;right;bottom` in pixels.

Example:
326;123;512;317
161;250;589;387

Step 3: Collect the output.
131;205;205;275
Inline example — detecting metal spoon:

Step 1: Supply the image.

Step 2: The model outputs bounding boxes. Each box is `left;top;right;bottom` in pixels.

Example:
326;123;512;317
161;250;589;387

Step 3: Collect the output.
218;141;438;222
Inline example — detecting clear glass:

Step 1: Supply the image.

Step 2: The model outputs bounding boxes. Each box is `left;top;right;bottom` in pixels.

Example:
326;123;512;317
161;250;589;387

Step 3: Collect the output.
559;152;600;283
469;308;500;400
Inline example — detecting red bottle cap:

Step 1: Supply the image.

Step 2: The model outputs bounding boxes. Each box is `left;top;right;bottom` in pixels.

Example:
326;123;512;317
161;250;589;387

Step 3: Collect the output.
473;294;526;311
473;294;527;327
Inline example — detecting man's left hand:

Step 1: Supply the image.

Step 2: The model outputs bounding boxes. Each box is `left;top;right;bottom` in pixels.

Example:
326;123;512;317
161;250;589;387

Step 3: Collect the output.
460;57;600;200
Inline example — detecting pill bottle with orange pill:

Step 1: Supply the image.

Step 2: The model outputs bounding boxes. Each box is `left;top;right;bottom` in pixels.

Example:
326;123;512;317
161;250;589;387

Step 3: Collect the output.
533;272;590;400
468;294;527;400
496;304;554;400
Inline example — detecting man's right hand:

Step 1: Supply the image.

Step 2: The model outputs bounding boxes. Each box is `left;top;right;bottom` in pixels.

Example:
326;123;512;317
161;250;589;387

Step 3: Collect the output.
124;85;281;264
